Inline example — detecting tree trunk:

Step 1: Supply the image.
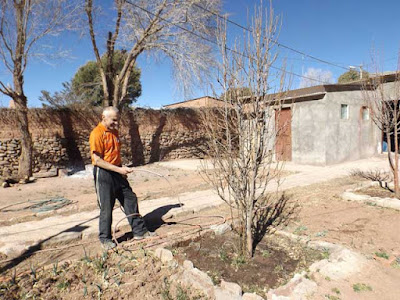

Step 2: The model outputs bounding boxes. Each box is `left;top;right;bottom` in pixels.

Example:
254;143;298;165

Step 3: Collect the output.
394;103;399;197
14;96;33;181
246;205;253;257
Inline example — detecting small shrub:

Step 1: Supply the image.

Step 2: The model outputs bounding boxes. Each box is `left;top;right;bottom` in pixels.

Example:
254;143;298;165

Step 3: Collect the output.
353;283;372;292
375;251;389;259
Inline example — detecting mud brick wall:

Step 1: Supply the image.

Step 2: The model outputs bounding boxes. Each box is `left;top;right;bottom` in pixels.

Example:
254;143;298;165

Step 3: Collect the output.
0;107;207;178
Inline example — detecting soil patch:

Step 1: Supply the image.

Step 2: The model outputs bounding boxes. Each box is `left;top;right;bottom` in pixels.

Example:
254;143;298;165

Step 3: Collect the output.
171;230;323;297
355;185;399;199
0;248;206;300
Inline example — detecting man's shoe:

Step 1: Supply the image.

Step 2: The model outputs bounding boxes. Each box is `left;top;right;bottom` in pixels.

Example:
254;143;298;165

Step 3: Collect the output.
133;231;156;240
100;239;117;250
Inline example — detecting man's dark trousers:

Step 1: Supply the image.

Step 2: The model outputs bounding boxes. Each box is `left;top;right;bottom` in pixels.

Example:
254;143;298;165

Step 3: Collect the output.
93;166;147;241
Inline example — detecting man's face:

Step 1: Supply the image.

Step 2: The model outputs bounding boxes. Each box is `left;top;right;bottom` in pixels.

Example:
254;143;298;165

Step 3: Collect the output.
102;111;119;130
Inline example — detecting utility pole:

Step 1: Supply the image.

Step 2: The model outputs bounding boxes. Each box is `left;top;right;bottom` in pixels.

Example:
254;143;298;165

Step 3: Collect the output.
359;64;363;79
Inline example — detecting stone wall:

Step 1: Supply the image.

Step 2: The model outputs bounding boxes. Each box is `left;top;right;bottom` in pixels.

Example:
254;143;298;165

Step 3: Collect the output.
0;107;207;178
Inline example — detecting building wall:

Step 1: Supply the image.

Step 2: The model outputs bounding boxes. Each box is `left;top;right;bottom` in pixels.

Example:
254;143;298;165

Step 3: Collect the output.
291;99;327;165
0;107;207;178
324;90;380;165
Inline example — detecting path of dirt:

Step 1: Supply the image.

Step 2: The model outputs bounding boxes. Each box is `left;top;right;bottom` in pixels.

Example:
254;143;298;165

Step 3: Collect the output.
1;156;399;299
0;163;210;226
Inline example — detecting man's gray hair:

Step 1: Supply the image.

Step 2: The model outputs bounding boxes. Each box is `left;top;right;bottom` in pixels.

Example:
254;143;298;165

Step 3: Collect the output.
102;106;119;117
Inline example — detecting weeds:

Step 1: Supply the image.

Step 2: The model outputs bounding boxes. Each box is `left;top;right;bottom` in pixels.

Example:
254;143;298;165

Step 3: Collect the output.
117;259;125;274
92;251;109;274
353;283;372;292
321;248;330;259
261;249;271;258
375;251;389;259
161;277;173;300
324;294;340;300
10;268;17;285
52;260;59;276
176;284;190;300
332;287;341;295
206;270;221;285
56;279;70;291
30;263;38;280
231;254;246;269
315;230;328;237
391;257;400;269
219;249;229;262
81;247;92;264
294;225;308;235
273;264;284;273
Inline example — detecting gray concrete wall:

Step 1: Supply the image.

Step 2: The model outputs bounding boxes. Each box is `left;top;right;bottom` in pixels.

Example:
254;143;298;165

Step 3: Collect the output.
324;90;380;165
291;99;327;165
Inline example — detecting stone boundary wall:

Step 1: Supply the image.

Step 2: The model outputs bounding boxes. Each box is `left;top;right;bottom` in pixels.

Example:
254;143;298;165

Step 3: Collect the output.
0;107;207;178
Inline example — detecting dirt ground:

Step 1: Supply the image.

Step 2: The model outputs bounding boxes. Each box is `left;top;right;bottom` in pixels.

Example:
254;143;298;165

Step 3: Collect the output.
1;165;400;299
355;184;399;199
284;176;400;300
0;163;210;226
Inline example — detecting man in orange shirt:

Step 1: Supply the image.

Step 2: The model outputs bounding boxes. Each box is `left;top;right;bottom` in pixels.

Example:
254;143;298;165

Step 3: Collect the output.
90;106;150;250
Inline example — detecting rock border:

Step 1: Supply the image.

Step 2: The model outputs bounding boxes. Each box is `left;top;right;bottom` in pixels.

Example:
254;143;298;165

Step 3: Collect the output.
151;225;368;300
341;181;400;211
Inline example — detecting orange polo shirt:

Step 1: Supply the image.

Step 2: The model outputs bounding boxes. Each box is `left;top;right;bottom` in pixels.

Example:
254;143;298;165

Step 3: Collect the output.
89;122;121;166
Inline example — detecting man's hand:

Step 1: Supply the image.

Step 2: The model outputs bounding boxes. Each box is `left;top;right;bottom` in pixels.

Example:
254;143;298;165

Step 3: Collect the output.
118;166;133;176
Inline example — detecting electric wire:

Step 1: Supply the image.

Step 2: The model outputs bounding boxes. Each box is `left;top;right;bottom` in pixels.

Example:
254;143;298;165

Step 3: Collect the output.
125;0;333;85
192;3;350;71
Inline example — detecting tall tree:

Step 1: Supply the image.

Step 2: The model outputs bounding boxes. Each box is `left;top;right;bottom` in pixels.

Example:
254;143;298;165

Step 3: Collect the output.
85;0;221;108
338;69;369;83
40;50;142;107
0;0;80;180
202;4;294;257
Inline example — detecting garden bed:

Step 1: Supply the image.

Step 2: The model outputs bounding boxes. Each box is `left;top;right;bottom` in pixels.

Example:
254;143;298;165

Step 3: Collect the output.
170;230;324;298
354;185;399;199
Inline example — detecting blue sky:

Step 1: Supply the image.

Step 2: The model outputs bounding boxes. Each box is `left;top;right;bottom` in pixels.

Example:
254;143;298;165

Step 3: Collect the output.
1;0;399;108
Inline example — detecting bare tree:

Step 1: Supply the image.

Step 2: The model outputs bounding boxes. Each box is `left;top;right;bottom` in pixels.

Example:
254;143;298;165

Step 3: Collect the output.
202;4;294;257
298;67;333;88
85;0;220;108
362;62;400;197
0;0;81;180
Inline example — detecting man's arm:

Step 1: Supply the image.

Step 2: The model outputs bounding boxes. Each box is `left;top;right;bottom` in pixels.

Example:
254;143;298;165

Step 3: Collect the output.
92;152;132;175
